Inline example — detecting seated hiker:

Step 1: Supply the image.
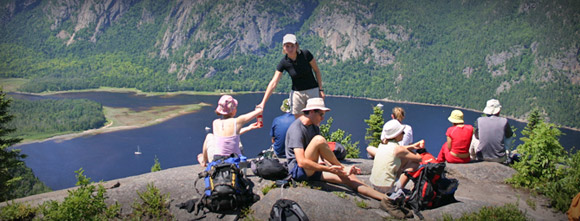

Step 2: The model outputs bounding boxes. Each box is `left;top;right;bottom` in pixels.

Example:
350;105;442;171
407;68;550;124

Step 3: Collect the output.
369;119;424;218
197;125;258;166
474;99;513;163
370;119;424;194
270;99;294;158
367;106;413;158
285;98;385;200
197;95;262;167
437;110;473;163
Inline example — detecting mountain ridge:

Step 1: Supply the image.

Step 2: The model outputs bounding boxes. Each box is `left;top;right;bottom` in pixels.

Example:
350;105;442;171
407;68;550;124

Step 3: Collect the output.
0;0;578;127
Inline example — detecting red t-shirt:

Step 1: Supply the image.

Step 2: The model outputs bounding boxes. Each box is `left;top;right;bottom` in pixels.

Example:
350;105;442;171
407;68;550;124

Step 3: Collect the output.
446;125;474;154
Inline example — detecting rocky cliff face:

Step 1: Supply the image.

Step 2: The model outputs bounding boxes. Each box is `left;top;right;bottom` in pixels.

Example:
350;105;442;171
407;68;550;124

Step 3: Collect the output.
1;0;408;78
42;0;138;44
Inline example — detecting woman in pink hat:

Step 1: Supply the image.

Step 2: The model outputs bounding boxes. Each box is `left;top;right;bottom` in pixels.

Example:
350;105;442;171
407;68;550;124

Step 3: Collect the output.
258;33;325;119
198;95;263;166
437;110;473;163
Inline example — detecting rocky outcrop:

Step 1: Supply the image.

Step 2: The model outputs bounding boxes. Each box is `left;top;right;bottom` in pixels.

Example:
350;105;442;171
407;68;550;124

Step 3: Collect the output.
43;0;137;44
6;159;567;220
0;0;41;23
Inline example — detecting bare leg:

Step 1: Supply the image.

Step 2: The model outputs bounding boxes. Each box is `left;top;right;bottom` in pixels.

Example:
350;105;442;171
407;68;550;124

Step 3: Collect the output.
301;136;385;200
322;172;385;200
304;135;341;167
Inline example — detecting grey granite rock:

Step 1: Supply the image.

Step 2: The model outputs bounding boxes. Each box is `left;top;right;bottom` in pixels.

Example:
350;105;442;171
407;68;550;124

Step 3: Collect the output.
2;159;568;220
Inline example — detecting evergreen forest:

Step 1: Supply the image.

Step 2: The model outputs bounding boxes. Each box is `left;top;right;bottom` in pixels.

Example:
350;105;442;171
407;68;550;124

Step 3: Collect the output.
7;99;107;140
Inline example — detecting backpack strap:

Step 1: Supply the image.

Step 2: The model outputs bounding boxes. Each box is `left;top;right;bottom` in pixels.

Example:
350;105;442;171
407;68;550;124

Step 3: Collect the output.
406;166;426;220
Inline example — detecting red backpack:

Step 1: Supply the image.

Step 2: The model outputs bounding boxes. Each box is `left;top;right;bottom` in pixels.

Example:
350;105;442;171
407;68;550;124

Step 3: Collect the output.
404;149;458;220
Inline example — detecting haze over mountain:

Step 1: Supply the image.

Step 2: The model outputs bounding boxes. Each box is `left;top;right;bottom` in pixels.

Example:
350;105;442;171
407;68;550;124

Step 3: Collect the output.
1;0;578;128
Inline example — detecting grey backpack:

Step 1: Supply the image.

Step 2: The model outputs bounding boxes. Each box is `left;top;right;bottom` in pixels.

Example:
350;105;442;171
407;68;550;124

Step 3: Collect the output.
269;199;309;221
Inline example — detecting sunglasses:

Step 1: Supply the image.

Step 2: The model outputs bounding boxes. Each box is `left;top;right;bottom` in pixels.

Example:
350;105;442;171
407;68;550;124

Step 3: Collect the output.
315;110;325;117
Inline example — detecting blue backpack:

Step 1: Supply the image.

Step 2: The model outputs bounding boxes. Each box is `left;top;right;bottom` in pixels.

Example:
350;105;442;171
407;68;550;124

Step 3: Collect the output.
195;154;259;215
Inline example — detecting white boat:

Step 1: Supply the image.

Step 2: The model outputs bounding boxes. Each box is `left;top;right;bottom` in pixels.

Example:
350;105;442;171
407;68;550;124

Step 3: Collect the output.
135;146;142;155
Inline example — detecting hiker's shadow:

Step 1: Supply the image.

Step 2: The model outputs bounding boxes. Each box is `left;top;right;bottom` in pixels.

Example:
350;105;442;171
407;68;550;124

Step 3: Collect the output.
428;195;461;210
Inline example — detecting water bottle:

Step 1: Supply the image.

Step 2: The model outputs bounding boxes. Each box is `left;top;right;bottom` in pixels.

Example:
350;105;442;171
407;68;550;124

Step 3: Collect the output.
240;155;248;175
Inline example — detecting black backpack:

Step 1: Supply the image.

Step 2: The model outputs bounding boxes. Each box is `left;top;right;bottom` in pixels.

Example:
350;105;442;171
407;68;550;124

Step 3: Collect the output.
269;199;309;221
251;158;289;181
195;154;260;215
404;162;458;220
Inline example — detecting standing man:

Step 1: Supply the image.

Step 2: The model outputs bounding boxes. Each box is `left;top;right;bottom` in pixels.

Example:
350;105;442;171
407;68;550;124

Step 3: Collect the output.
285;98;385;200
475;99;514;163
270;99;294;158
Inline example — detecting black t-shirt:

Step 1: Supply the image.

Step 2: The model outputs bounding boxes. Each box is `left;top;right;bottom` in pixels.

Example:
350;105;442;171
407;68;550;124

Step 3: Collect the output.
276;49;319;91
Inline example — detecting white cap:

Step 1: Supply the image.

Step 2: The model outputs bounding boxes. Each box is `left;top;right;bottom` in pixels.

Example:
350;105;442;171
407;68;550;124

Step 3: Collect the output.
283;34;297;44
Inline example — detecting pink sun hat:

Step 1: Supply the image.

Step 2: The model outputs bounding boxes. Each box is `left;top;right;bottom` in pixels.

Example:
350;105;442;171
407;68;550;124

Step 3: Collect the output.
215;95;238;115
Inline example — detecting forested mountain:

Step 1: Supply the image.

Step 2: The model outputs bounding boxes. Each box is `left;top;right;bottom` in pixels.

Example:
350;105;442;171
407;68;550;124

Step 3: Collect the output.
0;0;578;128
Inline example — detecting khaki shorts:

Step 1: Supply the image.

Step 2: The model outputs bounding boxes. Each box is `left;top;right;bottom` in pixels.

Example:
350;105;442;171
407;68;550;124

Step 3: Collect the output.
289;87;320;115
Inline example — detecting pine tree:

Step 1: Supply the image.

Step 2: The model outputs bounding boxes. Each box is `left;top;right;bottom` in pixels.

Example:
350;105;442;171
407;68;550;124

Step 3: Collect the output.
0;88;25;201
522;109;542;136
364;106;384;147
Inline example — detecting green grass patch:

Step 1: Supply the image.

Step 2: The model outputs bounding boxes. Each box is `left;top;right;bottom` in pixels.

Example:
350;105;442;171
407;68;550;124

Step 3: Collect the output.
333;191;348;199
0;78;29;92
440;203;529;221
354;198;368;209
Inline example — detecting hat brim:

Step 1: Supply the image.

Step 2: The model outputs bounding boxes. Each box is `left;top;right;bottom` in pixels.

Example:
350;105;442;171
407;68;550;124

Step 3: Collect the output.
483;107;501;115
448;117;464;124
302;107;330;112
384;125;405;140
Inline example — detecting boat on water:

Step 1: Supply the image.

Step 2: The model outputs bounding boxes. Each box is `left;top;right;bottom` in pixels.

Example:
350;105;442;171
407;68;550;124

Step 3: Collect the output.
135;146;142;155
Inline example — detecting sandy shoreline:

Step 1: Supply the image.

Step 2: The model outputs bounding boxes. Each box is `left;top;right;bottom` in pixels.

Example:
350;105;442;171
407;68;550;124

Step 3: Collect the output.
14;104;206;147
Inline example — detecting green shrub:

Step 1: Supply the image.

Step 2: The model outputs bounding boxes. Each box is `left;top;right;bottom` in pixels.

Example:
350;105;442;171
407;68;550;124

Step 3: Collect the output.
0;201;37;221
151;156;162;172
541;149;580;212
507;111;579;212
320;117;361;158
440;203;529;221
39;168;120;220
131;183;172;220
508;121;565;188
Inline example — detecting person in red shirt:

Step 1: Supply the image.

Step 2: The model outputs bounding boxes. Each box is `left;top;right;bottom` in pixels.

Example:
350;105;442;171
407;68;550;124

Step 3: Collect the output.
437;110;473;163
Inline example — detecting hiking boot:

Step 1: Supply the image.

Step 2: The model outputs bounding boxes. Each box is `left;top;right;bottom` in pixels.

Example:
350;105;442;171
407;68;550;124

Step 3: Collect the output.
380;196;406;219
400;206;414;219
